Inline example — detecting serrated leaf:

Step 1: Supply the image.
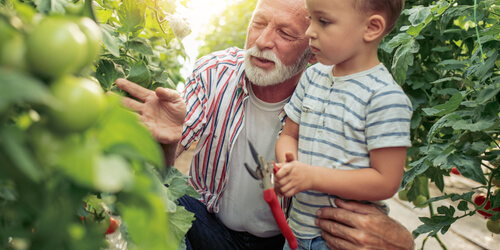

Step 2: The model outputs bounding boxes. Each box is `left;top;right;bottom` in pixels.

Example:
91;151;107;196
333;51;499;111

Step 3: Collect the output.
117;0;146;34
448;154;486;184
127;39;154;56
167;205;194;248
422;92;463;116
392;39;419;84
100;24;121;57
127;61;152;88
457;201;469;211
406;6;432;26
95;59;124;91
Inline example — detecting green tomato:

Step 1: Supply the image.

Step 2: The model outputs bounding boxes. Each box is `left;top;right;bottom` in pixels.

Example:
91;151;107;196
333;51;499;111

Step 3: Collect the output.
398;190;409;201
413;195;427;207
48;76;105;133
65;1;84;16
0;32;27;71
26;16;88;79
486;219;500;234
73;17;102;68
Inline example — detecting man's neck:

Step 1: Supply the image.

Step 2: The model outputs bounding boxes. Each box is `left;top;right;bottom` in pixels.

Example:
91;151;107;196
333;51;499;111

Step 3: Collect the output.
250;71;302;103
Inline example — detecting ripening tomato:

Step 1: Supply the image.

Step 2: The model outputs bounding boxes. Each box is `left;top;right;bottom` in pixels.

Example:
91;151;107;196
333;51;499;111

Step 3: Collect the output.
473;193;500;218
48;76;105;133
105;217;119;234
26;16;88;78
451;167;460;175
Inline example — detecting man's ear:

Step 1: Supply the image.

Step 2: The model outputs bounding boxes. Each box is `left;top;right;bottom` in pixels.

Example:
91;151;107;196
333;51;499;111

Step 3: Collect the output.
364;14;386;42
308;53;317;64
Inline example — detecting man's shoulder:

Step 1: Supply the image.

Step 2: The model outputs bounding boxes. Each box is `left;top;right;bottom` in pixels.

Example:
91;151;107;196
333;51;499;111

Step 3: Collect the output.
193;47;245;72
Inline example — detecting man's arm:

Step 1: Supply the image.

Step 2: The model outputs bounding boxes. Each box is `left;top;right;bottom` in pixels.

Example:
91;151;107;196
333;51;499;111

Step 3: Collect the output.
316;199;415;250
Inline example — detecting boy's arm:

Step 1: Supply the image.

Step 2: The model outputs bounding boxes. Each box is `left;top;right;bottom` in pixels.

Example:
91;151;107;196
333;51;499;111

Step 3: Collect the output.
275;117;299;163
311;147;406;201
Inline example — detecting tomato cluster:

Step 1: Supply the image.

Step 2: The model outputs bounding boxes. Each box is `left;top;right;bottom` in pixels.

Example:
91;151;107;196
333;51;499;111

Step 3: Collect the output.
0;14;105;133
473;193;500;234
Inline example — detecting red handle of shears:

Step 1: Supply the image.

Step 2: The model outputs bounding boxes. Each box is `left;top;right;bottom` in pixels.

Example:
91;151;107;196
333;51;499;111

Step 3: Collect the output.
263;188;298;250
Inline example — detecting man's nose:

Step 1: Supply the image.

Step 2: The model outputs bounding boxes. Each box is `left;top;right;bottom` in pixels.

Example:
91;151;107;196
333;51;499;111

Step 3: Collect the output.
255;26;275;50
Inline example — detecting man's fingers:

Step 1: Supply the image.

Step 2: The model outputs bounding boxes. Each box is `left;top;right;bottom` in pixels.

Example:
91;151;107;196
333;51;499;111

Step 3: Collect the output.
155;87;181;102
334;199;382;215
116;78;151;101
322;233;359;250
121;96;144;113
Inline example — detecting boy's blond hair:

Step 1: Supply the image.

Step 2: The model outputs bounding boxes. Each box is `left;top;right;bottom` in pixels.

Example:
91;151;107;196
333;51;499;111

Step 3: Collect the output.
352;0;405;34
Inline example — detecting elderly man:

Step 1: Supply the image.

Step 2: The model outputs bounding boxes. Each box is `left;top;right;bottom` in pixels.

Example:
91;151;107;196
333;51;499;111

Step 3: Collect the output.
116;0;415;249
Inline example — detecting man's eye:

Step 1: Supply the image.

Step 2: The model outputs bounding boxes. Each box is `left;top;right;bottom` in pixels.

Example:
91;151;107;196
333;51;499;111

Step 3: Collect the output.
279;30;296;41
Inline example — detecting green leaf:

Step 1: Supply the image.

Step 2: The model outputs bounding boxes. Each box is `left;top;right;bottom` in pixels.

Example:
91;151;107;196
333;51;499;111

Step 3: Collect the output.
117;0;146;34
95;59;124;91
94;155;134;193
448;153;486;184
401;158;429;189
0;69;54;113
97;97;163;168
406;6;432;26
422;92;463;116
167;205;195;248
426;113;462;144
100;24;121;57
392;39;419;84
457;201;469;211
127;38;154;56
127;61;152;88
0;126;42;182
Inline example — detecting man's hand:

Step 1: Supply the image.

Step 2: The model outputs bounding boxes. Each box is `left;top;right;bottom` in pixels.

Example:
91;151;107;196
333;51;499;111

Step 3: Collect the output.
115;78;186;145
316;199;415;250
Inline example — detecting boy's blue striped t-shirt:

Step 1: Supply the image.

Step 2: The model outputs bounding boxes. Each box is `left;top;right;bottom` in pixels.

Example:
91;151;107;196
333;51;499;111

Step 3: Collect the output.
284;63;413;238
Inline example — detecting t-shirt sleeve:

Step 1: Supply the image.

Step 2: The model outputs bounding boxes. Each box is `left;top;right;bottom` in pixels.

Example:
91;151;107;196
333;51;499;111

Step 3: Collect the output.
284;70;309;124
365;85;413;151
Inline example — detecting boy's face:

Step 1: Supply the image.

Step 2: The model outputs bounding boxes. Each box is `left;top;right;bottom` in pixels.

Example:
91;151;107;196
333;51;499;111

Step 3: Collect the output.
305;0;367;67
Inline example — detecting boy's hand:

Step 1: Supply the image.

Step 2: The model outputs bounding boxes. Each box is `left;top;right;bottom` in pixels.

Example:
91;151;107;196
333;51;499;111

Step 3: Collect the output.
274;152;313;197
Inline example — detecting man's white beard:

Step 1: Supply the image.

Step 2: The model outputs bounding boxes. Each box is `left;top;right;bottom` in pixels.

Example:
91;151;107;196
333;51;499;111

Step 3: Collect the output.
244;46;311;87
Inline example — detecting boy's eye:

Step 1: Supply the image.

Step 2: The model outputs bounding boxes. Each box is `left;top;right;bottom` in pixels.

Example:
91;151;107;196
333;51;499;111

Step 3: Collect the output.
319;18;329;25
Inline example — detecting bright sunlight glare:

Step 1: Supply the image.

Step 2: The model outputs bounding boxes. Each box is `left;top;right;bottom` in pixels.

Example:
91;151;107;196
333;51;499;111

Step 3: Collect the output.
175;0;230;82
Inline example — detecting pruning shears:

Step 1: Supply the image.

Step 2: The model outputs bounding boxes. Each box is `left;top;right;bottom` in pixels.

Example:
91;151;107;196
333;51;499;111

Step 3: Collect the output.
244;140;298;250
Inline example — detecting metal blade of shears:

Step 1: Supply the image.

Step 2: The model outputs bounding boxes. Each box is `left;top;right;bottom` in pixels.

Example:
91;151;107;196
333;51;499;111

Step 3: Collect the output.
248;140;260;166
244;163;262;180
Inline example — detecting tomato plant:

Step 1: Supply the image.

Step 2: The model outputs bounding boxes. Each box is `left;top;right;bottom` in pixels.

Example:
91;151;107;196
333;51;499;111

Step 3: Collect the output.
380;0;500;248
0;0;197;249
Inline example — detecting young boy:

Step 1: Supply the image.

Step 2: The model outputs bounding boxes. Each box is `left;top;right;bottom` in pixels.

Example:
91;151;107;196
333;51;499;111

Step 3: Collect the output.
274;0;412;249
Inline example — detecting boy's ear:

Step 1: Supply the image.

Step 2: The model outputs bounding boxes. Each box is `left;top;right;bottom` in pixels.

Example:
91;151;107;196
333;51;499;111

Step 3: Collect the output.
364;14;386;42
